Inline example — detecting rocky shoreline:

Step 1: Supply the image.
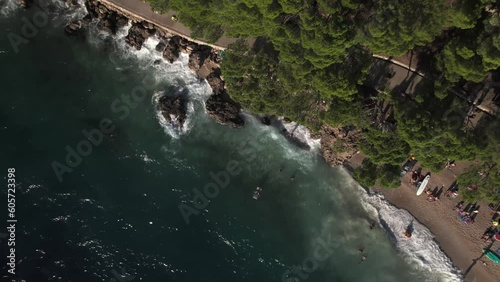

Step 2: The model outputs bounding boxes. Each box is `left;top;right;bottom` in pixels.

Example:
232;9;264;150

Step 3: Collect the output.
79;0;360;165
20;0;360;166
70;0;245;129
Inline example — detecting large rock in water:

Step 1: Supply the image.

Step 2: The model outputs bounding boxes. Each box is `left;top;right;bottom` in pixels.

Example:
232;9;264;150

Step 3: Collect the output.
163;36;180;63
205;93;244;128
158;96;187;129
188;45;212;72
64;20;83;36
125;22;155;50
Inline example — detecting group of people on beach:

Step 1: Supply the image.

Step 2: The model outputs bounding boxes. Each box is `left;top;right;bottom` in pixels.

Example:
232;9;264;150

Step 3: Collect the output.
444;183;459;199
425;186;443;202
481;226;499;244
454;202;477;225
410;169;423;185
444;160;456;170
483;204;500;243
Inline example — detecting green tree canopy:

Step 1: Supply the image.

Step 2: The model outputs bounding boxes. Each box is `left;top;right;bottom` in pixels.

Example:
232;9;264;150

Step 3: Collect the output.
363;0;445;56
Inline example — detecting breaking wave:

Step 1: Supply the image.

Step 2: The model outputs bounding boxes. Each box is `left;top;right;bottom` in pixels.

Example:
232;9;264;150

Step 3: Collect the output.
0;0;19;17
85;22;213;138
339;169;463;282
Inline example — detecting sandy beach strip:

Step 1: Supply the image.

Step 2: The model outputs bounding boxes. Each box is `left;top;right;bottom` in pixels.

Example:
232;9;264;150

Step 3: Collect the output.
348;153;500;281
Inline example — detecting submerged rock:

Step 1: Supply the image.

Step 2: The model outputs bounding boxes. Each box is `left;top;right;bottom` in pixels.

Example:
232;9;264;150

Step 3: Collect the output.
155;41;166;52
62;0;80;6
115;16;129;29
158;96;187;129
261;115;272;126
17;0;34;9
64;20;83;35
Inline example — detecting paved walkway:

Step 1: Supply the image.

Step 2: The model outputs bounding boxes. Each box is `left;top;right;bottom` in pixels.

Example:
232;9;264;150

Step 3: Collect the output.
372;54;428;79
99;0;238;49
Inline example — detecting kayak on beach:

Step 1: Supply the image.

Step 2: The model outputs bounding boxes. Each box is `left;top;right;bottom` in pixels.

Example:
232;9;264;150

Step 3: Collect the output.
416;175;431;196
483;249;500;264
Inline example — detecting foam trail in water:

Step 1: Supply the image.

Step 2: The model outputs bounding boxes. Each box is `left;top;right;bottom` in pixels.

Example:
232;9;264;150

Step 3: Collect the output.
239;113;320;173
339;169;463;282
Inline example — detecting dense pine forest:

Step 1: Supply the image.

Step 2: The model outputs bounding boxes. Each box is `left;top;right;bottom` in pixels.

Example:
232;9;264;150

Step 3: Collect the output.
147;0;500;202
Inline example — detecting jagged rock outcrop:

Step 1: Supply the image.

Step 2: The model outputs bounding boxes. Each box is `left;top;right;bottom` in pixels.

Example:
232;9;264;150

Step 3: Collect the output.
204;71;244;127
85;0;129;34
80;0;243;128
158;96;187;129
162;36;180;63
155;41;166;52
64;20;83;35
261;115;272;125
316;125;361;166
125;22;155;50
206;71;225;94
206;94;244;128
188;45;212;72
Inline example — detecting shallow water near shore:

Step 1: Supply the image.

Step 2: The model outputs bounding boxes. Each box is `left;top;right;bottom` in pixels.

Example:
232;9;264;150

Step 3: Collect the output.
0;2;461;281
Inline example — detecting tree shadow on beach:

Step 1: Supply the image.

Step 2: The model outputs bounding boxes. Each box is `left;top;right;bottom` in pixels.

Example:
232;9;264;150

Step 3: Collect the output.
463;241;495;278
435;186;444;198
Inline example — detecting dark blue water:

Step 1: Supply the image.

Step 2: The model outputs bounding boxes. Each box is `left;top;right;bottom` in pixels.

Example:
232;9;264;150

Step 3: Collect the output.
0;1;461;281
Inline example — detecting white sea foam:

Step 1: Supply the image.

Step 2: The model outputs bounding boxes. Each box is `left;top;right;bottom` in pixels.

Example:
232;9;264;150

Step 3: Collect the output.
277;117;321;151
0;0;19;17
1;0;86;26
86;21;213;138
339;169;463;282
139;151;158;164
152;90;195;138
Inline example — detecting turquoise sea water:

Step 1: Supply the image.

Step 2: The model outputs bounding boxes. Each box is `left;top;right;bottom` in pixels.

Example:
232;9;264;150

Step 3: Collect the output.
0;1;462;281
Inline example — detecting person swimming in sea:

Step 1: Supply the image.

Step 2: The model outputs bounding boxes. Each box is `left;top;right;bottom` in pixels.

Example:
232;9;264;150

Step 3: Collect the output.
403;230;412;238
369;222;376;230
